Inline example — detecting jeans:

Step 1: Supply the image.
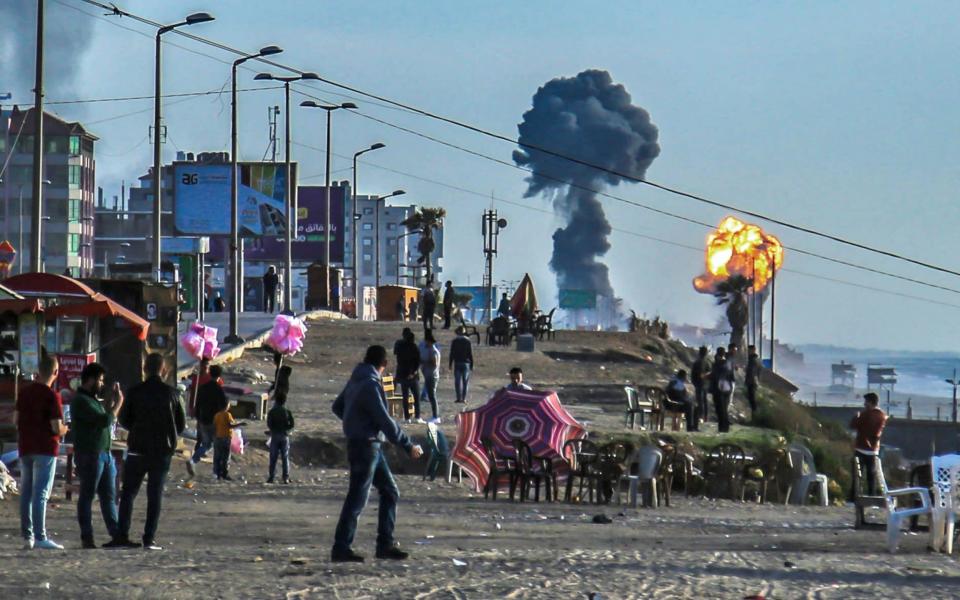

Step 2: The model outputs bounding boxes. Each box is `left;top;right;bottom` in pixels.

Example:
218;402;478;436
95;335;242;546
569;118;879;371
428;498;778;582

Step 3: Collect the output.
333;440;399;553
422;308;434;331
714;391;732;433
856;451;879;496
454;363;471;403
421;373;439;419
694;384;708;423
269;435;290;480
191;423;216;464
118;453;171;544
213;438;231;478
399;378;421;420
746;384;758;414
265;289;276;313
443;305;452;329
19;454;57;542
75;451;119;541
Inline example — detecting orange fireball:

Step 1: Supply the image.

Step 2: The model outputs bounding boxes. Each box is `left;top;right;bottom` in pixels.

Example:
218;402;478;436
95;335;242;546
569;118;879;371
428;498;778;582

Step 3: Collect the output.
693;217;784;294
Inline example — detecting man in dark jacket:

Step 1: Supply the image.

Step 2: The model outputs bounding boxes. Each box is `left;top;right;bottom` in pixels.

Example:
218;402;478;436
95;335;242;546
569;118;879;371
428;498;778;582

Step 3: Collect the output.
393;329;421;422
690;346;710;425
745;345;761;416
331;345;423;563
442;281;456;329
421;281;436;332
263;266;279;313
449;327;474;404
71;362;123;548
115;353;185;550
709;347;735;433
188;365;226;477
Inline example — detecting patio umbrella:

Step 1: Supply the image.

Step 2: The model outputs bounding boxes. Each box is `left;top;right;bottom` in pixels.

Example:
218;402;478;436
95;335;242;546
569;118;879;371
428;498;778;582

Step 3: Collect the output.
452;387;586;493
509;273;538;318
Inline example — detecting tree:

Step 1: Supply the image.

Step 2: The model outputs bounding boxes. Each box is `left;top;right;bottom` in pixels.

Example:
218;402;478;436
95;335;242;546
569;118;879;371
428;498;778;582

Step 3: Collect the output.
713;274;752;352
401;207;446;285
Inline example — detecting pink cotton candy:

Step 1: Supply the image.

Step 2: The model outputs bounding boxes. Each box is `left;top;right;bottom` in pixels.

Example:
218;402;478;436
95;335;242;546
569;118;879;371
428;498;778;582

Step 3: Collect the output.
265;314;307;356
180;322;220;360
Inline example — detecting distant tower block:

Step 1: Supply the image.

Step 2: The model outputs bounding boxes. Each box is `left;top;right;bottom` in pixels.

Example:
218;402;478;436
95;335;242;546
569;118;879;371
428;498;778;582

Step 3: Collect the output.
866;363;897;395
831;361;856;390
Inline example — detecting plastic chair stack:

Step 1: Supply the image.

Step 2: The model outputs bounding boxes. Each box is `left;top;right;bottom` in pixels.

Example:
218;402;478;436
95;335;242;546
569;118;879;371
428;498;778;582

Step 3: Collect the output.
929;454;960;554
624;446;663;508
787;444;829;506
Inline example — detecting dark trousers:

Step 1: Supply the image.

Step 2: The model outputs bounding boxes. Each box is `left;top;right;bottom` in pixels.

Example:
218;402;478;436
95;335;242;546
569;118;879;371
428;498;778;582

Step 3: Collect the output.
400;378;421;420
443;304;452;329
713;391;732;433
269;435;290;480
423;307;435;331
694;384;708;423
746;384;758;414
191;423;216;464
213;438;231;478
855;451;878;496
118;453;171;544
75;451;119;542
265;288;276;313
333;440;400;553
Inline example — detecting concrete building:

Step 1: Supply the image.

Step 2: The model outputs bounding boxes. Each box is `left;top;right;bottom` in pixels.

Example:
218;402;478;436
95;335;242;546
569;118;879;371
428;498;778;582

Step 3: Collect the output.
1;107;97;275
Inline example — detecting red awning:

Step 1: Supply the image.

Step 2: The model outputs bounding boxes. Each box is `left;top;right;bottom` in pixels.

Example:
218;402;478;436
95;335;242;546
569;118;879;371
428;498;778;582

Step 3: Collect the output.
0;298;42;315
46;294;150;341
4;272;99;298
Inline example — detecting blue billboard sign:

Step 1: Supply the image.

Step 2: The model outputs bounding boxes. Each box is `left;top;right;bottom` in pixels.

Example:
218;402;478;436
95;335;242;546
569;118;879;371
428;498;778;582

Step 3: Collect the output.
457;286;496;311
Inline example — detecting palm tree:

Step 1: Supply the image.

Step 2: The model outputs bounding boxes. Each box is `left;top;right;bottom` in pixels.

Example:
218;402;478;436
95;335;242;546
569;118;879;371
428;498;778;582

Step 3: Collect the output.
401;207;446;285
713;274;753;352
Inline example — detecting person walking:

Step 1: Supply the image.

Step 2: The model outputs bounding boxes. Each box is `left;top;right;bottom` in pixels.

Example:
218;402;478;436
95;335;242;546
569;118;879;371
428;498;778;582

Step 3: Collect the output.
407;297;418;322
442;281;456;329
850;392;887;497
263;266;279;313
115;353;185;551
709;347;735;433
394;329;422;423
267;369;295;484
449;326;473;404
418;329;441;423
71;362;124;549
15;352;66;550
421;281;436;332
212;398;245;481
331;345;423;563
690;346;710;424
187;364;226;477
745;345;761;416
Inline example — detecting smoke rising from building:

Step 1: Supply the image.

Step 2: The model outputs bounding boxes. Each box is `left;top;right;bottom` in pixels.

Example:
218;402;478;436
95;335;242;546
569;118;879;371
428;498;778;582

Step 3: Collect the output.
0;2;94;101
513;69;660;298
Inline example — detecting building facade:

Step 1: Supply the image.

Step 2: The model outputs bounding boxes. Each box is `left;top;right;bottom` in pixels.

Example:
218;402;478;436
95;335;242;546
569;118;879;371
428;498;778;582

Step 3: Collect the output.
1;107;97;276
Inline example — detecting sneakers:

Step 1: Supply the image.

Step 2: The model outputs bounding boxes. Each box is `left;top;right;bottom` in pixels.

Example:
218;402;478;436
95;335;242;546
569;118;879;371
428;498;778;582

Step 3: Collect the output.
222;474;233;482
282;477;290;485
22;539;34;550
81;537;97;550
375;543;409;560
35;539;64;550
266;477;275;484
143;541;163;551
103;537;141;549
331;548;365;563
415;418;427;424
186;459;196;477
428;417;442;425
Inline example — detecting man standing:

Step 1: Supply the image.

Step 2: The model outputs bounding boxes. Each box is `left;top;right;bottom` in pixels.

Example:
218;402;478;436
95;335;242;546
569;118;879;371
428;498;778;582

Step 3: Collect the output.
850;392;887;496
449;326;474;404
187;364;226;477
709;347;735;433
331;345;423;563
664;369;697;432
15;353;66;550
421;280;436;332
263;266;279;313
745;345;761;416
71;363;124;549
442;281;456;329
115;353;185;551
393;329;421;423
497;292;511;318
690;346;710;424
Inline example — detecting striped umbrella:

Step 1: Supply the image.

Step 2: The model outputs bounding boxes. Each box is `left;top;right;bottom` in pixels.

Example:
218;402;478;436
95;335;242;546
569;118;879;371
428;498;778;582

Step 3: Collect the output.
509;272;539;318
452;388;586;493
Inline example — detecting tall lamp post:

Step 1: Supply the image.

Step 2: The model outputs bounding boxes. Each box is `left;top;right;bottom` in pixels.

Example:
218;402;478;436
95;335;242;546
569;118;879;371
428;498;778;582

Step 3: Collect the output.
351;142;385;310
373;190;405;288
225;45;284;345
254;71;320;314
299;101;357;308
152;12;215;283
29;0;44;273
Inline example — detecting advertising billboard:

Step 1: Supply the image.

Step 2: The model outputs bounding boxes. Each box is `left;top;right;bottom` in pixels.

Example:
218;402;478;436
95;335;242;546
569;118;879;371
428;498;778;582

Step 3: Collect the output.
457;286;496;311
558;288;597;309
174;162;295;236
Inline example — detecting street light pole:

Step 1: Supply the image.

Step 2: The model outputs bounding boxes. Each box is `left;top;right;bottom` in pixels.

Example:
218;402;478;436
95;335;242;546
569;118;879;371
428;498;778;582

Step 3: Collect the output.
299;101;357;309
351;143;385;312
226;45;283;345
30;0;44;273
153;12;215;284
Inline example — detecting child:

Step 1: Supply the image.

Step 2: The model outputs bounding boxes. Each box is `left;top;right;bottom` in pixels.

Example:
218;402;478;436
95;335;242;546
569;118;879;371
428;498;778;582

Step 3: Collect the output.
266;366;295;484
212;398;245;481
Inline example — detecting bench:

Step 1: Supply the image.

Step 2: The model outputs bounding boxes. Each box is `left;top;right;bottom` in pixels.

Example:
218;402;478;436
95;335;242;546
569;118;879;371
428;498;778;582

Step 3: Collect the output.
382;375;406;419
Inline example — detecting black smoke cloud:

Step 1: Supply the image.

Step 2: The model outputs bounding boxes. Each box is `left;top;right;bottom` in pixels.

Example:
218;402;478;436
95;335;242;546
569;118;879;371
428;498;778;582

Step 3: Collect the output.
0;1;94;101
513;69;659;297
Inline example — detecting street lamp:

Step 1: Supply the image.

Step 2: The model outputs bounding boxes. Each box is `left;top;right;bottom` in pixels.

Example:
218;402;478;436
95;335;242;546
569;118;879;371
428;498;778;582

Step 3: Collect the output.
351;142;386;311
254;71;320;315
373;190;405;288
300;100;357;309
152;12;215;284
226;44;284;345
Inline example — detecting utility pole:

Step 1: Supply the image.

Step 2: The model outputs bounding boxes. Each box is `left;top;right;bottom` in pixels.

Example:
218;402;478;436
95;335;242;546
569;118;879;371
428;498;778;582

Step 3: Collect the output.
946;368;960;423
30;0;45;273
267;105;279;162
482;210;506;323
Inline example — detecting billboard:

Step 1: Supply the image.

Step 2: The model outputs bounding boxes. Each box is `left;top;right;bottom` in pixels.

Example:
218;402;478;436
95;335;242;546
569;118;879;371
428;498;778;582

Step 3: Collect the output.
457;286;497;311
209;185;346;264
174;162;295;236
559;289;597;309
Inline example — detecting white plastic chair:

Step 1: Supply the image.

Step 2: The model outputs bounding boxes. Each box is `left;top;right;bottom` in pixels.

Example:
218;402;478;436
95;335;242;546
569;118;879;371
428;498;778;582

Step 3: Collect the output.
929;454;960;553
866;455;932;553
787;444;829;506
623;447;662;508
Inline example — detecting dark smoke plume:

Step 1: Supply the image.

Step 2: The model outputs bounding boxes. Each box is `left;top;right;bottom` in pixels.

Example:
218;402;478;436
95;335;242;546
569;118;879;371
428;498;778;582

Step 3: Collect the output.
0;1;94;101
513;69;659;297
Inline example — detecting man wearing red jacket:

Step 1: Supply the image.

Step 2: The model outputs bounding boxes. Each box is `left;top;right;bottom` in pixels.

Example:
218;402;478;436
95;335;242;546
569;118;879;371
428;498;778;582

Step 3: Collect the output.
850;392;887;496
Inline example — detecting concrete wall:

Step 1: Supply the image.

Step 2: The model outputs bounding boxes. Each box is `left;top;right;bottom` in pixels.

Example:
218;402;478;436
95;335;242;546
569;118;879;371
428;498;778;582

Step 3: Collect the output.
814;405;960;459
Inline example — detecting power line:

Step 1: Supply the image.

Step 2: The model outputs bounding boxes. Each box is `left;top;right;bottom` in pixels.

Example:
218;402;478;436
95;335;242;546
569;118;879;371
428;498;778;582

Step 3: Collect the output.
44;86;282;106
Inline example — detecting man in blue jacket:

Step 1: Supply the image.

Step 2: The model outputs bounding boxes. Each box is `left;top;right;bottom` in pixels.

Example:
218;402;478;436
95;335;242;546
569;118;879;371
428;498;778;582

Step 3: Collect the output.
331;345;423;563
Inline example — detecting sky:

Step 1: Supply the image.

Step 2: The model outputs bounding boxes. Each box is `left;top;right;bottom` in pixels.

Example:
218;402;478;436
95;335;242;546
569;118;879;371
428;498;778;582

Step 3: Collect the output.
3;0;960;352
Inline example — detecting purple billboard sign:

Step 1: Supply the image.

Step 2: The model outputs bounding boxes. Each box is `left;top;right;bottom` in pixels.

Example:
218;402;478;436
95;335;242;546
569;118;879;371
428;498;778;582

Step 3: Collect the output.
210;186;346;264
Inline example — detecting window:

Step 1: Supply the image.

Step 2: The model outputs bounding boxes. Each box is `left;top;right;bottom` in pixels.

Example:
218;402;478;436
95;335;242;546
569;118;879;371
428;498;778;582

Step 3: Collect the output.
387;223;397;231
0;137;5;153
362;253;373;262
362;237;373;247
387;238;396;246
68;199;81;223
69;135;81;155
68;233;81;253
58;319;87;354
68;165;82;188
19;135;33;153
362;223;373;231
363;208;373;215
46;136;67;154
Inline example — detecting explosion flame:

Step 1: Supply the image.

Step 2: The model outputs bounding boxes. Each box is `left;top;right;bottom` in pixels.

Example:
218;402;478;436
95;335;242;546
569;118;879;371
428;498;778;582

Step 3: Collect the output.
693;217;784;294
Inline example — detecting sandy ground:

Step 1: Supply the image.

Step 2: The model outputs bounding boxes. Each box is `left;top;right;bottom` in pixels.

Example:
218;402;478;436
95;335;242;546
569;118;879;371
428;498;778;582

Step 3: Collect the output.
1;319;958;599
